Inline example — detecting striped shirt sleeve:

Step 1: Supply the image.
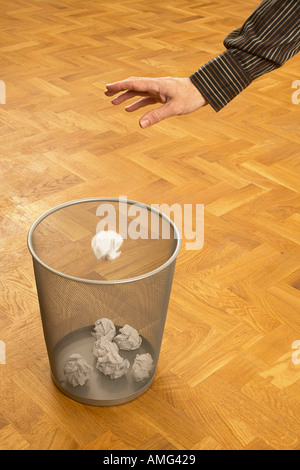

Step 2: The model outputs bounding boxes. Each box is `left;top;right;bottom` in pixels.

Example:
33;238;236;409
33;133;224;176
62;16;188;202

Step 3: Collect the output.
189;0;300;112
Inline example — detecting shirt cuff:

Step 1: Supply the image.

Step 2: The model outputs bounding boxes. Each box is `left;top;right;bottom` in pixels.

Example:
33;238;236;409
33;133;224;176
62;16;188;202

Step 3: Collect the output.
189;50;253;112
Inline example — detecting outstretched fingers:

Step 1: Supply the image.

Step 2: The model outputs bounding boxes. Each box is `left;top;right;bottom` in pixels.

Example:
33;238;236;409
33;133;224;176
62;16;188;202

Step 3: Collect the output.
109;89;149;105
139;100;177;128
125;96;158;112
105;77;159;97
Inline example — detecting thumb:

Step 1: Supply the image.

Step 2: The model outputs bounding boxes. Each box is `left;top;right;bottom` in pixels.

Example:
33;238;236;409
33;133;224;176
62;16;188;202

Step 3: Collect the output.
139;101;174;128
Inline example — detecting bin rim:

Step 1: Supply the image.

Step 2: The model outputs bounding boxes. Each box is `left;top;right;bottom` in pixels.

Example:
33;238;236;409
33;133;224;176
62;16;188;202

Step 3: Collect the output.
27;197;182;285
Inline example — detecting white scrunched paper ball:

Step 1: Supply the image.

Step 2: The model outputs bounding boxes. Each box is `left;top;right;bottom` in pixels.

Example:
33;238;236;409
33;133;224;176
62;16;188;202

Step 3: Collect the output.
92;336;119;358
95;339;130;380
92;317;116;341
132;353;154;382
114;324;142;351
63;354;93;387
91;230;123;261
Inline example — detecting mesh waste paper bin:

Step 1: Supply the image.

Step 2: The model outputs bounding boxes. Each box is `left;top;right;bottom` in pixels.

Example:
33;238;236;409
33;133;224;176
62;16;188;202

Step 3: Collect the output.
27;198;181;406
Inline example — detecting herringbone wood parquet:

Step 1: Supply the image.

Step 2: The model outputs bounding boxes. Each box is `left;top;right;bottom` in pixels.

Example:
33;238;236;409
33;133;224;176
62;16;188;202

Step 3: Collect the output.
0;0;299;450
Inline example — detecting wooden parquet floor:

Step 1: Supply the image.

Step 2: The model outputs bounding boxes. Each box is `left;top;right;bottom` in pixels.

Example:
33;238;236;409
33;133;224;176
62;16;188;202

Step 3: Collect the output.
0;0;300;450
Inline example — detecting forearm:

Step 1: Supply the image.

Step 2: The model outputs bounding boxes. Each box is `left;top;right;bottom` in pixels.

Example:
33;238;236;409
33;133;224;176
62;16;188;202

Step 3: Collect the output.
190;0;300;111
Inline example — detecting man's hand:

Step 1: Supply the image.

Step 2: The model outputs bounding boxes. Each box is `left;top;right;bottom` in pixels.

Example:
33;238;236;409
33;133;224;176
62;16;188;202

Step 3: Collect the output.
105;76;208;128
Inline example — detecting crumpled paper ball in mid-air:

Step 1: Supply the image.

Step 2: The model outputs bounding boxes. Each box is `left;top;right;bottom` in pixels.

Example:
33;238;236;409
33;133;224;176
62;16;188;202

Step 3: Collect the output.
91;230;123;261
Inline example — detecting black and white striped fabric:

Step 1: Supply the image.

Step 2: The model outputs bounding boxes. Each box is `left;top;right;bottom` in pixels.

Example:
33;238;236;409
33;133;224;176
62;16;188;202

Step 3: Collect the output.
190;0;300;111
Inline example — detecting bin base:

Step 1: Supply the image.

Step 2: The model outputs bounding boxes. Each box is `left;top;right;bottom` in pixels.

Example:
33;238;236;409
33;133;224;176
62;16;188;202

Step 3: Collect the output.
50;325;156;406
51;371;156;406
